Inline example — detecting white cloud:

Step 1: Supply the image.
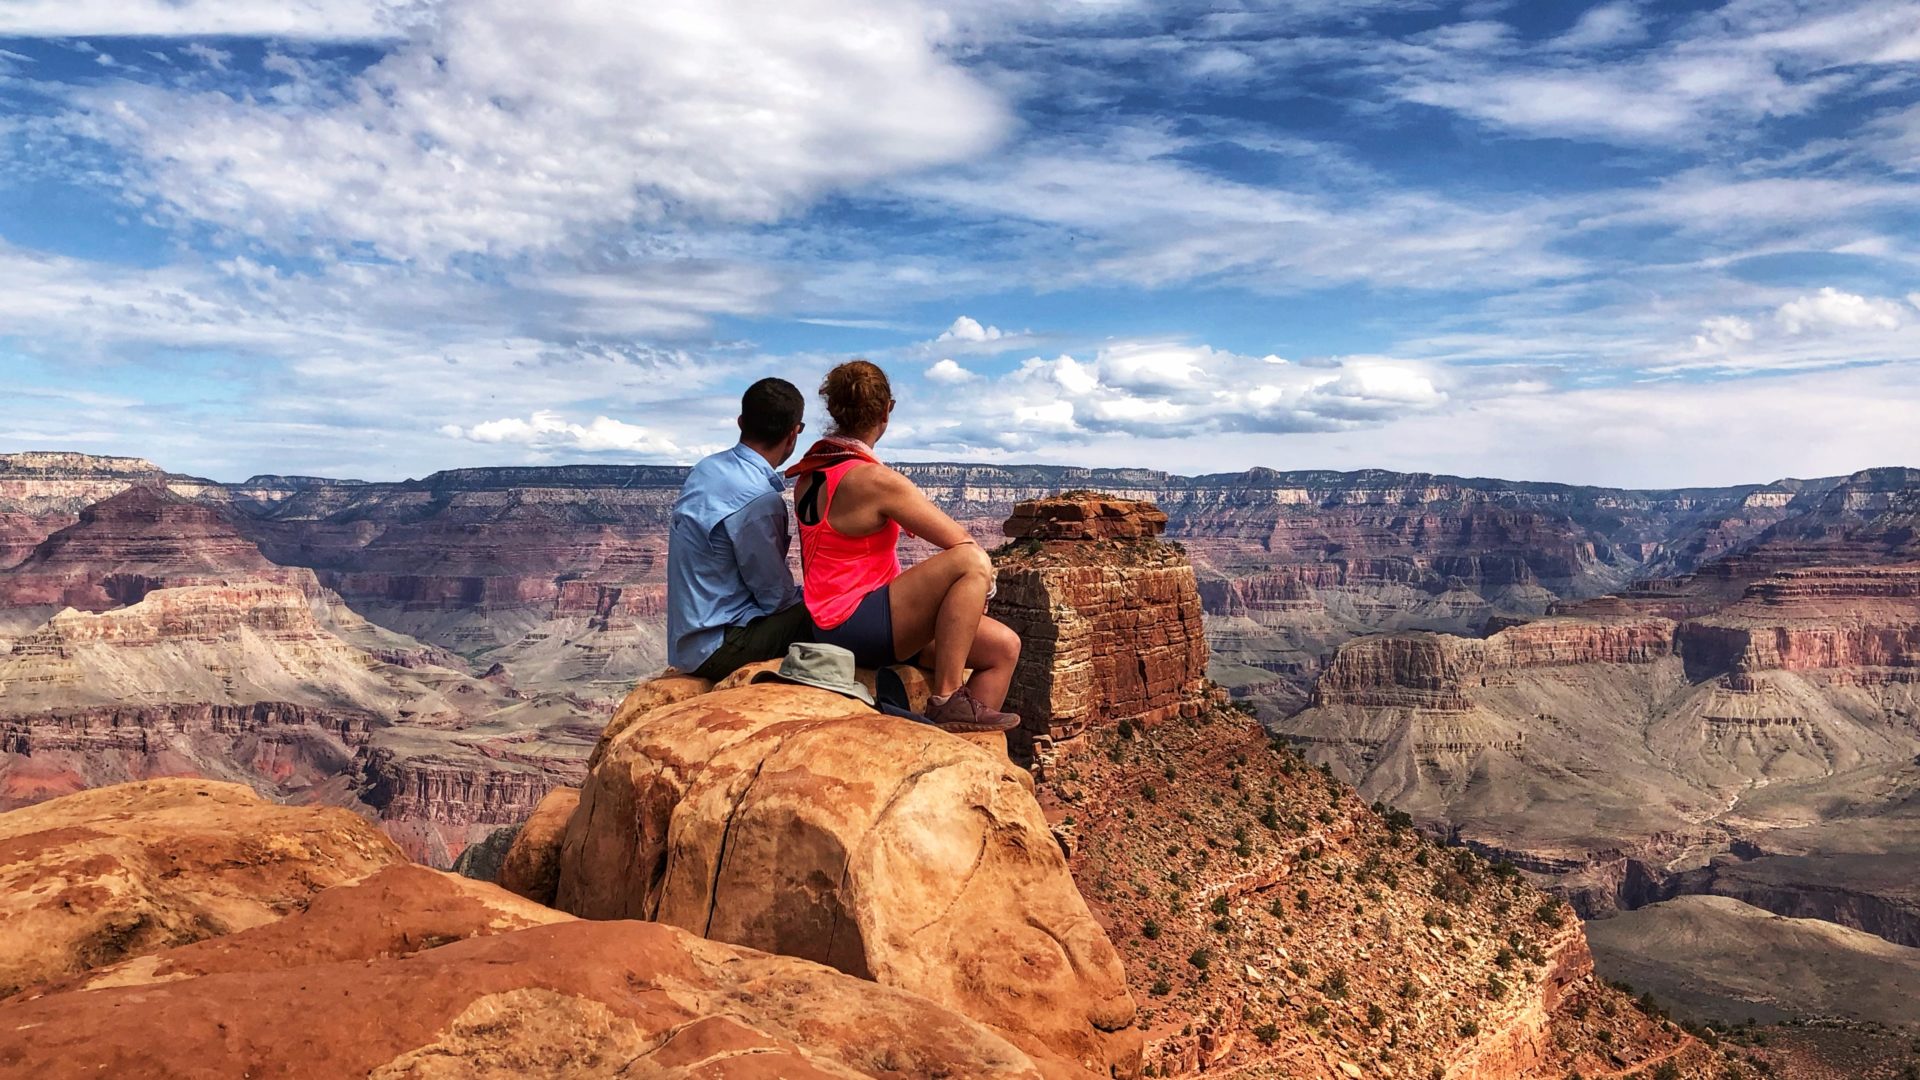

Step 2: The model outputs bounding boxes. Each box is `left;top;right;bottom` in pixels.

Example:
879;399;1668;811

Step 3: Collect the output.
1681;287;1920;372
1776;287;1911;333
180;43;233;70
72;0;1010;262
1692;315;1756;354
1551;2;1648;51
937;315;1005;343
901;129;1586;292
0;0;417;39
1392;0;1918;145
440;411;708;458
926;358;979;383
902;340;1446;452
1866;103;1920;170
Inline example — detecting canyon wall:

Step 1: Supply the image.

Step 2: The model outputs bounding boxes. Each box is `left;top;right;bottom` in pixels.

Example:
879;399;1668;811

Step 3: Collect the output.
0;453;1845;717
1280;556;1920;975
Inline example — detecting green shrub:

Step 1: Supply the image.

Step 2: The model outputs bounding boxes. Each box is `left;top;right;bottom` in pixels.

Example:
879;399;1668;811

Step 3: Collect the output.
1535;898;1566;928
1320;968;1350;1000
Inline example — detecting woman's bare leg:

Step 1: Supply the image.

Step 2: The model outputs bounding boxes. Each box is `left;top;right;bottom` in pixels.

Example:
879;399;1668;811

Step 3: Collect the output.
887;544;994;699
931;615;1020;709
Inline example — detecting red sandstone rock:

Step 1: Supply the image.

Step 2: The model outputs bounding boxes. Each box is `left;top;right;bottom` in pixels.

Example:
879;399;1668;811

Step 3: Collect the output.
555;682;1141;1076
496;784;578;906
1004;493;1169;540
0;860;1073;1080
991;498;1209;740
1310;617;1678;711
0;778;404;996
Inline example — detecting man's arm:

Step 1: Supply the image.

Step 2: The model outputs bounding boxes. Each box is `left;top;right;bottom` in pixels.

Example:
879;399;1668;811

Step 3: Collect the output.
723;489;800;613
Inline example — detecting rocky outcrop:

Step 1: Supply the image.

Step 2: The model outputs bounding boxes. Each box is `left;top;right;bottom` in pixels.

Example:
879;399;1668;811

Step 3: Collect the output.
496;785;577;904
552;679;1141;1077
1038;692;1699;1078
1310;633;1486;710
1002;493;1170;540
0;778;403;996
991;494;1209;741
0;784;1091;1080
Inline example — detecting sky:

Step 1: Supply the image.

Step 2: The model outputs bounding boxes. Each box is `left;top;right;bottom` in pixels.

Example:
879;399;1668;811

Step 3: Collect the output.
1;0;1917;487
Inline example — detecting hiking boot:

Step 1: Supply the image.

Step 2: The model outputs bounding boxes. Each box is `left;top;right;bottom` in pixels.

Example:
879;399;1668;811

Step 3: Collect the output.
925;686;1021;733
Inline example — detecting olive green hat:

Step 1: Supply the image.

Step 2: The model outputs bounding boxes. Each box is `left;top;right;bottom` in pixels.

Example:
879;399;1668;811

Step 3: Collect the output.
751;642;875;706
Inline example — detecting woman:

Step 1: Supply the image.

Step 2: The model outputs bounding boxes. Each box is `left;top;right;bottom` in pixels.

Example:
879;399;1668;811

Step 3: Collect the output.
787;360;1022;733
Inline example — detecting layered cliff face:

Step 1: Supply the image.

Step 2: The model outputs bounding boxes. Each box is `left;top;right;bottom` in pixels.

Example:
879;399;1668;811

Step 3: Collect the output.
0;485;320;609
0;577;593;864
971;501;1706;1077
0;779;1089;1080
232;464;684;704
1;453;1841;715
991;495;1210;742
1281;557;1920;1013
0;487;594;865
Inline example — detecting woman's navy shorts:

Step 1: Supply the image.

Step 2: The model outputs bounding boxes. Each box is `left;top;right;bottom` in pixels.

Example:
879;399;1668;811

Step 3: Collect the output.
812;585;900;669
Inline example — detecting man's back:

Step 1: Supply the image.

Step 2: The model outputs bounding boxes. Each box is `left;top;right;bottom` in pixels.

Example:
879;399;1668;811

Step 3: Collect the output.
666;442;799;674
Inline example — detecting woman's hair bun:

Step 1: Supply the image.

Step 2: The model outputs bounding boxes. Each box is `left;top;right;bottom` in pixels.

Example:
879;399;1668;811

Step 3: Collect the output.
820;360;893;434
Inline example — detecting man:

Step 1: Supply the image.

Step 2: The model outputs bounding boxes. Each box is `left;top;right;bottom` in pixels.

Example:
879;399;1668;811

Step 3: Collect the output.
666;377;811;681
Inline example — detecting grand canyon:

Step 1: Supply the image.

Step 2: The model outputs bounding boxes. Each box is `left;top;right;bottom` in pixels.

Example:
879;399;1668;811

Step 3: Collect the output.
4;450;1919;1077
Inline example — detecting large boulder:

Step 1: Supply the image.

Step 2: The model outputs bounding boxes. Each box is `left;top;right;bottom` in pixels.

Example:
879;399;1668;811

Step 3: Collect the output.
496;784;578;905
0;777;403;996
0;859;1067;1080
556;681;1140;1076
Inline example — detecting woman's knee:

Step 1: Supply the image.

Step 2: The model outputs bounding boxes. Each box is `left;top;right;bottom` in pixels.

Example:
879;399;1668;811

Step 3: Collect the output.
952;542;992;579
980;617;1020;665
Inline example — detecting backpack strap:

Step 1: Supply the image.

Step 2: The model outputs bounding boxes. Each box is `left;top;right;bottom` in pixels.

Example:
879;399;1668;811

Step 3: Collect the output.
796;470;825;526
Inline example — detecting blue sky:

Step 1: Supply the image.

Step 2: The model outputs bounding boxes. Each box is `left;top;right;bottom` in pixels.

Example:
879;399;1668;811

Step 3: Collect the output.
1;0;1917;486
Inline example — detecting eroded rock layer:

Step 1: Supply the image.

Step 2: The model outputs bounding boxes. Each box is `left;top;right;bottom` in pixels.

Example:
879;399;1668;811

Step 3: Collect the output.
1;452;1859;716
0;500;593;866
1281;559;1920;968
992;495;1209;740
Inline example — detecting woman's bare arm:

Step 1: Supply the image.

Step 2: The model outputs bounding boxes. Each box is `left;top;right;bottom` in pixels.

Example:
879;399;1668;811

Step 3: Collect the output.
875;468;975;549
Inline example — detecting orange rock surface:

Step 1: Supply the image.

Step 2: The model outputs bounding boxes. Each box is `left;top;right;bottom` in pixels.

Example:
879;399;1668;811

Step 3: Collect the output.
495;784;578;906
0;777;403;995
0;842;1071;1080
554;680;1141;1076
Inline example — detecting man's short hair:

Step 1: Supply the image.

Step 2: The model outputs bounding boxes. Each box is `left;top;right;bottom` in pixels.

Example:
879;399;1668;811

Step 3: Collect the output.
740;377;805;445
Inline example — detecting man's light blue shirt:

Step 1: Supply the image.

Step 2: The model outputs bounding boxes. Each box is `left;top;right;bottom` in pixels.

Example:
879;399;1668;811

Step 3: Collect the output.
666;443;800;672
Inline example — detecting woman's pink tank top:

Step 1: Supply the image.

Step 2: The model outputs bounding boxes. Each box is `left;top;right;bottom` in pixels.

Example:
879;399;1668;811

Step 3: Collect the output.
798;460;901;630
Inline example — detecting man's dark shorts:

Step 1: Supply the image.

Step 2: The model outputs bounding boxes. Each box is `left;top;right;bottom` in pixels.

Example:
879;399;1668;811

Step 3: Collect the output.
690;604;814;682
